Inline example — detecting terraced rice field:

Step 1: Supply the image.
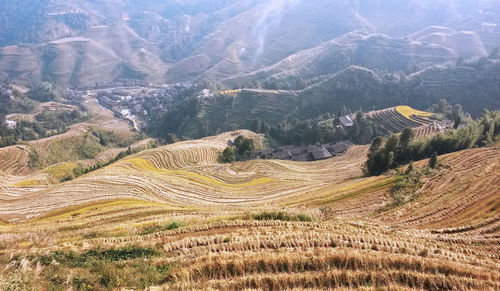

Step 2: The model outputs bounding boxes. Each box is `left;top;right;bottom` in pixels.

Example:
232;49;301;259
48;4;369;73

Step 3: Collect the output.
0;130;372;221
0;205;498;289
0;131;498;290
412;123;443;139
367;106;434;133
379;143;500;230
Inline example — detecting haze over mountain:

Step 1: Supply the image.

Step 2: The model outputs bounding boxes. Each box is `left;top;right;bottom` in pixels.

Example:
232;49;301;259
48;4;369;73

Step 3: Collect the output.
1;0;499;88
1;2;500;290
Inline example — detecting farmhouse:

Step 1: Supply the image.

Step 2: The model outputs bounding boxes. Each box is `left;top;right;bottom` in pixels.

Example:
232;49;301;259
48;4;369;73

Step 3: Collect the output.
310;148;333;161
339;116;354;128
324;140;353;155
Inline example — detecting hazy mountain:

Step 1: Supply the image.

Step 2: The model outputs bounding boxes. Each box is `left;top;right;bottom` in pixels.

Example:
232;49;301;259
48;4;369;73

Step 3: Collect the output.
0;0;499;87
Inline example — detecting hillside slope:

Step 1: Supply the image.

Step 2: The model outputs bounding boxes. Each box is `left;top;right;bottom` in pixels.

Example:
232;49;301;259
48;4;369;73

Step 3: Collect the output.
0;131;498;290
0;130;375;222
1;0;499;87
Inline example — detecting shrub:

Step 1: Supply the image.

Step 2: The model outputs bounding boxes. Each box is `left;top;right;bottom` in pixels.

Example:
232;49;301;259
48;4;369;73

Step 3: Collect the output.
60;175;73;182
39;246;160;267
252;211;313;222
234;136;255;158
140;221;183;235
165;221;180;229
219;147;235;163
429;151;438;169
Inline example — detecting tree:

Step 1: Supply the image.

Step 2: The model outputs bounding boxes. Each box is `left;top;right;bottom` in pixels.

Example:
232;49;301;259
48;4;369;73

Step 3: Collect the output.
453;116;462;129
233;135;256;158
239;138;255;157
385;135;400;157
386;151;395;169
432;99;452;116
400;128;414;148
369;137;384;157
234;136;245;149
429;152;438;169
27;82;59;102
220;147;235;163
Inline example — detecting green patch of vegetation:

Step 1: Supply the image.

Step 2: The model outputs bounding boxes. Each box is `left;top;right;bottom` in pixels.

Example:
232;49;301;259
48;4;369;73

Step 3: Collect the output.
140;220;183;235
219;147;235;163
38;246;160;267
378;167;428;212
75;134;103;160
251;211;314;222
26;82;66;102
0;120;68;149
32;246;172;290
36;108;89;128
59;175;73;182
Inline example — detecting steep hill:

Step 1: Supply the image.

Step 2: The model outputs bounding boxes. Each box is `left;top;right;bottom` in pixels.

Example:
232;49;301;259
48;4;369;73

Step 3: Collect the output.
1;0;499;87
0;130;374;222
158;60;499;139
0;130;498;290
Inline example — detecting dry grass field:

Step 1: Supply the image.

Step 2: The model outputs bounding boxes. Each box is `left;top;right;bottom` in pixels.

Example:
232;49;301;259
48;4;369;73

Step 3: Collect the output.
0;130;498;290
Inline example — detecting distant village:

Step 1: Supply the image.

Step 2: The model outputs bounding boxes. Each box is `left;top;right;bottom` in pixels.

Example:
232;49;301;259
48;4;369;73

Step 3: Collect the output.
69;82;199;131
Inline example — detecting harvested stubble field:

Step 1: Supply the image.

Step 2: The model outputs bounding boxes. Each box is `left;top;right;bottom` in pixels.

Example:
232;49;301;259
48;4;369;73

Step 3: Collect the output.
0;131;498;290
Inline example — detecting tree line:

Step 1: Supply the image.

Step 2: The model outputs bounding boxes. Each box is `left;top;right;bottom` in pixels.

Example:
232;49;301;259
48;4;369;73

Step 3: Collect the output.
365;110;500;176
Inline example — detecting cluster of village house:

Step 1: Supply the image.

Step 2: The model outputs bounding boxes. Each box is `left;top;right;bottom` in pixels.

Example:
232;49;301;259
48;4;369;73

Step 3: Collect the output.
227;139;353;162
256;141;354;161
74;83;198;130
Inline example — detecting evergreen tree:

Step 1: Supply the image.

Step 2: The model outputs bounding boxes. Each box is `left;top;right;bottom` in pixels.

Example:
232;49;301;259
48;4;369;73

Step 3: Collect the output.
400;128;414;148
429;152;438;169
220;147;235;163
369;137;384;157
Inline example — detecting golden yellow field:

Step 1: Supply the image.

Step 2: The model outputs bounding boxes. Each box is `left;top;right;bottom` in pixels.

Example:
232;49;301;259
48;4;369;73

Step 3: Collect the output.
0;131;498;290
395;105;433;119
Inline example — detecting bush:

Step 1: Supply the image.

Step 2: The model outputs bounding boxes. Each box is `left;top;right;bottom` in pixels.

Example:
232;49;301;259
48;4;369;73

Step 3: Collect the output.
60;175;73;182
429;151;438;168
39;246;160;268
219;147;235;163
252;211;313;222
166;221;182;230
234;136;255;158
140;221;183;235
